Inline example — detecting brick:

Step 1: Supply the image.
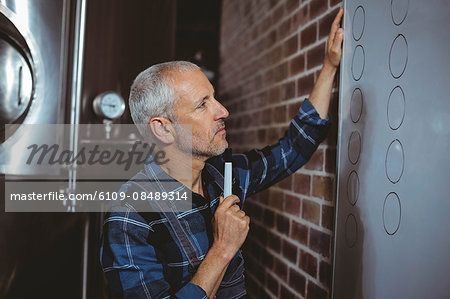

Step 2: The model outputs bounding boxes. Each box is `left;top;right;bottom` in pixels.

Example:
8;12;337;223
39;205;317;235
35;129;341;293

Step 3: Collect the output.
267;231;281;252
285;0;300;12
263;208;275;228
248;238;263;261
309;228;330;257
301;22;317;49
278;18;291;40
304;148;324;171
297;73;315;97
253;224;268;247
325;147;337;173
272;4;286;25
253;74;263;90
280;284;297;299
259;189;270;205
258;16;272;33
322;204;334;230
282;239;298;264
261;249;275;269
255;91;268;107
288;101;303;117
269;189;284;210
288;268;306;296
299;249;318;277
306;42;326;70
273;105;287;123
257;129;266;144
330;0;343;7
273;257;288;281
291;220;308;245
282;80;296;100
268;85;282;103
284;194;301;216
269;45;283;65
302;199;320;225
306;280;328;299
266;273;280;297
312;175;333;201
253;262;266;284
276;175;292;191
247;200;263;221
292;5;309;30
261;107;272;125
319;8;340;39
293;173;311;196
267;127;281;144
276;213;290;235
246;130;258;145
319;260;332;286
245;273;260;297
309;0;328;20
289;53;305;75
264;68;274;85
273;62;288;83
284;34;298;57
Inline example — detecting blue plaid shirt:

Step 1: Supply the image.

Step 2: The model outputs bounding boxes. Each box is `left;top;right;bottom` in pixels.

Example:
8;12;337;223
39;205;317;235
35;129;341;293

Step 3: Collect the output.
100;99;330;298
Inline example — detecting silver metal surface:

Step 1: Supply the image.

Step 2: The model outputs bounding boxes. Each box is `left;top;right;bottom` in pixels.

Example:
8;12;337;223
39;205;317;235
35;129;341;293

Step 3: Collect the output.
0;0;68;175
0;37;33;123
333;0;450;298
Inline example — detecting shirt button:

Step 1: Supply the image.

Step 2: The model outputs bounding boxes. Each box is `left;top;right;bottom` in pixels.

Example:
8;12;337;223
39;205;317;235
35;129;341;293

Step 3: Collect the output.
188;264;196;274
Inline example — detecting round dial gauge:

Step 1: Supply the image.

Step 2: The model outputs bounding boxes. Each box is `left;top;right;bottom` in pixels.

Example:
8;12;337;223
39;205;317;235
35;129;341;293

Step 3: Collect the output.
93;92;125;119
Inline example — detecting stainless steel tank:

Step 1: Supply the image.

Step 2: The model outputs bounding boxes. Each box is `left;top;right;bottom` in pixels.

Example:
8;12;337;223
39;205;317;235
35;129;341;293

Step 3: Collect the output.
0;0;69;175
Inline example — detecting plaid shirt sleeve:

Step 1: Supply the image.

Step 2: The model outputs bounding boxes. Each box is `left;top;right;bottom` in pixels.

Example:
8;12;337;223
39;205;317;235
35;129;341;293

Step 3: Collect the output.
234;98;330;198
100;203;208;299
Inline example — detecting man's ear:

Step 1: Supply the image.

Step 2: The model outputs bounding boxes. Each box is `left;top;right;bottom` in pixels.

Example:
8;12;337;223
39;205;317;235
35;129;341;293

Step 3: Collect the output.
149;117;175;144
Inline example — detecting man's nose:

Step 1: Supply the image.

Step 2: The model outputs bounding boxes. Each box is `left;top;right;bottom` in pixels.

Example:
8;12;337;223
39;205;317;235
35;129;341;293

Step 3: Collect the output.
214;99;229;119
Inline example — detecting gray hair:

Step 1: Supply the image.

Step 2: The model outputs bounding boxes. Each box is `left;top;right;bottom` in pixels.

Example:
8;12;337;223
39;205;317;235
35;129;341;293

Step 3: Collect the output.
129;61;200;138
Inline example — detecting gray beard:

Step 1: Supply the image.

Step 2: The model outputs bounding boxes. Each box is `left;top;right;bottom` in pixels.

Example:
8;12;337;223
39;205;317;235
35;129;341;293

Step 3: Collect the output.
173;123;226;159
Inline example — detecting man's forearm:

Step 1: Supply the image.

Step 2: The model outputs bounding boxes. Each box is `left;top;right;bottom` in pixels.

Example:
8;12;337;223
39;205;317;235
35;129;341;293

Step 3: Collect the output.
308;63;338;120
190;245;231;298
210;265;228;298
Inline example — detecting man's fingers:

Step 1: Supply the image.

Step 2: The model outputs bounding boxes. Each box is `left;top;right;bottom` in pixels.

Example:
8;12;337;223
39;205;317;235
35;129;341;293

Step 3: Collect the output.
328;8;344;46
230;204;240;213
237;210;246;218
221;194;240;208
332;27;344;53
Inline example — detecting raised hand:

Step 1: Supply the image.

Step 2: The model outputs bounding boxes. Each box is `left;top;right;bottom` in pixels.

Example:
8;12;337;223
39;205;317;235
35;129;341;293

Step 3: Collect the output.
324;8;344;69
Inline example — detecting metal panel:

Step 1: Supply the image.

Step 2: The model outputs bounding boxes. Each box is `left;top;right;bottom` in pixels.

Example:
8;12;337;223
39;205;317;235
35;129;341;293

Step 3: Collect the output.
333;0;450;298
0;0;68;175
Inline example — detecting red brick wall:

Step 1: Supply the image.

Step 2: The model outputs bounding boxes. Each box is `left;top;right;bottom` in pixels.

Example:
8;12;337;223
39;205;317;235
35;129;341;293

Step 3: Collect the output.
218;0;342;298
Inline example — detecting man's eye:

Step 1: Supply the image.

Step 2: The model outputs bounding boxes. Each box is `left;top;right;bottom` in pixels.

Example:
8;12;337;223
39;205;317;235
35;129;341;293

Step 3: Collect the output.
198;102;206;108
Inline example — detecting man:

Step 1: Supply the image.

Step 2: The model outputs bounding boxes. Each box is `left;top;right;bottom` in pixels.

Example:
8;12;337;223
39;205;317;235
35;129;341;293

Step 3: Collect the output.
100;8;344;299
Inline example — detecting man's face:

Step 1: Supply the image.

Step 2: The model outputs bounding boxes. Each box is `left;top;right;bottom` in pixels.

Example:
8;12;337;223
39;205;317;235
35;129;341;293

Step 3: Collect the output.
170;69;229;159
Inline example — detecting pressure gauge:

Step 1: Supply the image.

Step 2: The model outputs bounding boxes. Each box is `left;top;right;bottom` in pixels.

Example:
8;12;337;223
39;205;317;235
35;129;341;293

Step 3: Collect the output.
92;91;125;119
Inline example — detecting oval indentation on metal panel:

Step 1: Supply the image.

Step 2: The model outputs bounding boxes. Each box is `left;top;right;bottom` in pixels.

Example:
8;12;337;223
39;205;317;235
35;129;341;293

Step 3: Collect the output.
352;45;365;81
348;131;361;165
383;192;401;235
389;34;408;79
350;88;363;123
387;86;405;130
347;171;360;206
352;6;365;41
385;139;404;183
391;0;409;25
345;213;358;247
